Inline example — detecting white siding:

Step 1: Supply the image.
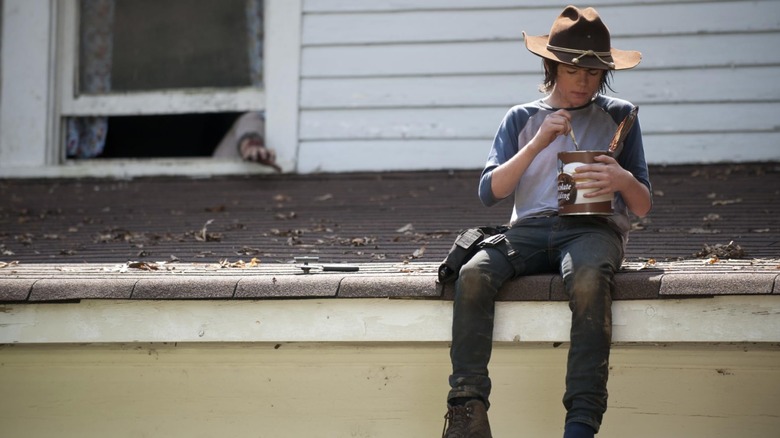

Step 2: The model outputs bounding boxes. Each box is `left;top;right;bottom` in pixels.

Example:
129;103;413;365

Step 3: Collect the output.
298;0;780;173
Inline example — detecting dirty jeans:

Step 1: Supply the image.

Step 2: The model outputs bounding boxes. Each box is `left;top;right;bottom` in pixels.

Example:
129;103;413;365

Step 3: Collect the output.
447;215;624;432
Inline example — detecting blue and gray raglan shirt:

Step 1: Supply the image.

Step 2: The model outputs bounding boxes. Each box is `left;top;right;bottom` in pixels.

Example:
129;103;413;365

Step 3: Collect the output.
479;94;652;241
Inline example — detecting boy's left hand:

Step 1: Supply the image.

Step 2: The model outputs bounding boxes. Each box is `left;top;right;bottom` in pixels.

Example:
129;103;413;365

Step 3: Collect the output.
572;154;633;198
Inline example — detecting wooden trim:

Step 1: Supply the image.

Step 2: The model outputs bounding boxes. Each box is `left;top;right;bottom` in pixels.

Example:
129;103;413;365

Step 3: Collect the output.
61;89;267;116
2;296;778;344
0;0;57;167
263;0;302;172
57;0;267;116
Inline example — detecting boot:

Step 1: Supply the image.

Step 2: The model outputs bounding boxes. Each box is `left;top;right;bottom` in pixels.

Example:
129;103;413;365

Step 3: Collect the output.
442;399;492;438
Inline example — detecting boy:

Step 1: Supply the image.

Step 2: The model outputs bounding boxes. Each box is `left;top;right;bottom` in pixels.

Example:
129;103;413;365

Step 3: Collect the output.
442;6;651;438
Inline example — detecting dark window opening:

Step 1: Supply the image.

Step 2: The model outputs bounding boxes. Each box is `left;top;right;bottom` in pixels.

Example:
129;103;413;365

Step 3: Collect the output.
97;112;243;158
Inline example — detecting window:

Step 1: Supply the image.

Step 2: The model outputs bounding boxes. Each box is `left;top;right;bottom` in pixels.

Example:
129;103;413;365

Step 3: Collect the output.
62;0;265;159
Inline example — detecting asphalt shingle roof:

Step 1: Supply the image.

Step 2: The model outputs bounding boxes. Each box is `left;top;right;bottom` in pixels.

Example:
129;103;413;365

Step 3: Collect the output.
1;163;778;302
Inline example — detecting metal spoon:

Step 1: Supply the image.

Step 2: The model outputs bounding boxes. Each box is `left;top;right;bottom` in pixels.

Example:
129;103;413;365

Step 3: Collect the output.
569;130;580;151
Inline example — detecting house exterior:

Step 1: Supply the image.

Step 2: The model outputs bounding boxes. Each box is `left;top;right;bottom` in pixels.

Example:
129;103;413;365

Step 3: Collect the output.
1;0;779;177
1;1;779;437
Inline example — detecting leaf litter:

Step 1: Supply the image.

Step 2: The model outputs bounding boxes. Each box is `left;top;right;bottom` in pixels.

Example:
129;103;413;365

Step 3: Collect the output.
694;241;746;261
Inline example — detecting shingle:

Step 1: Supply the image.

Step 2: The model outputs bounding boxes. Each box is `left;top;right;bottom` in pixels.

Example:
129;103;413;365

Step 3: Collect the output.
614;271;663;299
549;271;664;301
338;274;438;298
132;277;238;299
497;275;554;301
235;273;340;298
439;274;553;301
0;279;34;301
30;278;136;301
550;276;566;301
659;273;778;296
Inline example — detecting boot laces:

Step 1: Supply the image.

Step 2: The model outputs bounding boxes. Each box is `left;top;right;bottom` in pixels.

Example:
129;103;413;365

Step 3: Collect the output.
442;404;472;438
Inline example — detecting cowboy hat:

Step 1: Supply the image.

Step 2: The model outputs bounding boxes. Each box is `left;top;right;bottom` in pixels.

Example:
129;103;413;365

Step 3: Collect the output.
523;6;641;70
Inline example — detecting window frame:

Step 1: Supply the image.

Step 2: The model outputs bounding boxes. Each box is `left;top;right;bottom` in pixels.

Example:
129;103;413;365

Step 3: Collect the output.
58;0;266;117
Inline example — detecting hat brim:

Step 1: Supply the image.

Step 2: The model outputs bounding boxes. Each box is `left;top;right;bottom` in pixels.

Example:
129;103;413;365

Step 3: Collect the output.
523;33;641;70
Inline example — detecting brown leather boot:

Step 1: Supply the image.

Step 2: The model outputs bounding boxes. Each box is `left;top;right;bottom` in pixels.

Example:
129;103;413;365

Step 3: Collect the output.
442;399;492;438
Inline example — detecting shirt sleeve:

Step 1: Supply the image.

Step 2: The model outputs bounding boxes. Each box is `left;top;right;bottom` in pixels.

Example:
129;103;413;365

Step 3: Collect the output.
478;106;529;207
617;117;652;197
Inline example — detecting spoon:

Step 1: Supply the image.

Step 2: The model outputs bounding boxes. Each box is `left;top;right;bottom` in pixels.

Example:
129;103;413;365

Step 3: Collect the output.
569;130;580;151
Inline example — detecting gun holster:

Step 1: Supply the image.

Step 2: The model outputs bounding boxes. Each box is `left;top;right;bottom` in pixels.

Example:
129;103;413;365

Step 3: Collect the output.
437;225;509;284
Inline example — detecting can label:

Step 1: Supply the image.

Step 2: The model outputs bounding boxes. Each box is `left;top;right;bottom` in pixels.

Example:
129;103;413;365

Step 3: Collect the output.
557;152;613;216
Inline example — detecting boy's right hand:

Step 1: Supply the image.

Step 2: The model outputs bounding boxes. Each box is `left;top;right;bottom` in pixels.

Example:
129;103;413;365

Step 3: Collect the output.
533;109;573;149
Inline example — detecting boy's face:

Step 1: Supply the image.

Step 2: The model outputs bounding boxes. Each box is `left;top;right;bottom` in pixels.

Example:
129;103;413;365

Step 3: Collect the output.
549;64;605;108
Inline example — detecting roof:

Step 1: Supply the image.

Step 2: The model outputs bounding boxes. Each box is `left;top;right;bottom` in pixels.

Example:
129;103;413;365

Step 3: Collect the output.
1;163;778;302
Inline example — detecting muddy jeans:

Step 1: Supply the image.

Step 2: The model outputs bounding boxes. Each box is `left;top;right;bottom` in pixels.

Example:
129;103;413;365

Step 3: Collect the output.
447;215;624;432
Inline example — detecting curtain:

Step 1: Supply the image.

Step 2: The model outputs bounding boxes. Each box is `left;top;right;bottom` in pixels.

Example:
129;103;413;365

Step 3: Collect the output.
66;0;113;158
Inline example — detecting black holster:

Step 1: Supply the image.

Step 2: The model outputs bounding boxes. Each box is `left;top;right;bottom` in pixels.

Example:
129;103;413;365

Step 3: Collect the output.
437;225;509;284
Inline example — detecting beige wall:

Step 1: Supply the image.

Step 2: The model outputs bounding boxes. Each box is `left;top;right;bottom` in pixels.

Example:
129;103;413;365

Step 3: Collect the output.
1;342;778;437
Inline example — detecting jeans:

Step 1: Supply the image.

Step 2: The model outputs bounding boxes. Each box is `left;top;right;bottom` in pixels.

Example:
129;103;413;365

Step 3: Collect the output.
447;215;624;432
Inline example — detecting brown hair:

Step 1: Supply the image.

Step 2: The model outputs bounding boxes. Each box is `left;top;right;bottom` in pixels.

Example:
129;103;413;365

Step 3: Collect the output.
540;59;614;95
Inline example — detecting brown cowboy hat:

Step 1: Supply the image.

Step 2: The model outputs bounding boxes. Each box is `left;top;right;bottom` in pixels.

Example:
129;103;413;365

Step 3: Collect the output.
523;5;641;70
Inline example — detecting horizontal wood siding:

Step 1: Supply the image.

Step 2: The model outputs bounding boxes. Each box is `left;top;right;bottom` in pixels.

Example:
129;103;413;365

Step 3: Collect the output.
297;0;780;172
2;343;779;437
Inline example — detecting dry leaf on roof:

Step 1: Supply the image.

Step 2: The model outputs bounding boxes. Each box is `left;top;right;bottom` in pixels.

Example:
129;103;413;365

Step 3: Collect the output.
315;193;333;201
221;259;237;268
349;237;375;247
636;258;656;270
127;261;158;271
0;261;20;269
236;246;262;256
193;219;222;242
688;227;719;234
396;223;415;233
218;259;257;268
205;205;226;213
198;219;214;241
712;198;742;206
704;255;720;265
15;233;33;245
275;212;297;220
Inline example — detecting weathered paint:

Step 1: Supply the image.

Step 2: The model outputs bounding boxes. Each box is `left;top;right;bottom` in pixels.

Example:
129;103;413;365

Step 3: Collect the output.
0;342;778;437
1;297;779;344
